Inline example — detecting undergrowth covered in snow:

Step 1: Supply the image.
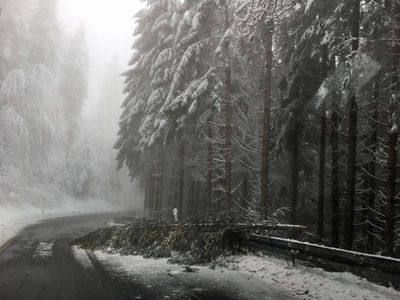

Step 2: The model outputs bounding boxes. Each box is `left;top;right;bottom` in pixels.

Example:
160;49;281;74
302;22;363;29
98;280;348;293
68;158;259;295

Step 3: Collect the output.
74;214;252;264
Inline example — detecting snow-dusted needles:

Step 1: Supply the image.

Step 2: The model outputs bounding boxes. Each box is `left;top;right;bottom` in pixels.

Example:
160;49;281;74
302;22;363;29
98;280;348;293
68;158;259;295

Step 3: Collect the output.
315;53;382;110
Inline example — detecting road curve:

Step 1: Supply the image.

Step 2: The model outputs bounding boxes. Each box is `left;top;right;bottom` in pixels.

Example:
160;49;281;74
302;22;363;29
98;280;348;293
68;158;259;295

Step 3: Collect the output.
0;214;294;300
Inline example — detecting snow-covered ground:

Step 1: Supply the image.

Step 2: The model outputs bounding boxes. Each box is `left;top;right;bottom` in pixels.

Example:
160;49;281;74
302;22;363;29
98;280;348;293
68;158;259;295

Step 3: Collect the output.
217;254;400;299
73;248;400;300
73;247;295;299
0;200;116;249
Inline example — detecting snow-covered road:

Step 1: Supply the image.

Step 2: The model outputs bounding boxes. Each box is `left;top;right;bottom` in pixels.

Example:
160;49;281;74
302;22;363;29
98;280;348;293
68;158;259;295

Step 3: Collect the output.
1;213;399;299
0;214;292;300
73;250;400;300
0;201;117;250
74;248;296;299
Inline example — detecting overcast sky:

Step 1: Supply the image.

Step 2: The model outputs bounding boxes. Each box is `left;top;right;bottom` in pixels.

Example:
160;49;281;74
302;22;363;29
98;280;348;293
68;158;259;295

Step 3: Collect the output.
57;0;144;116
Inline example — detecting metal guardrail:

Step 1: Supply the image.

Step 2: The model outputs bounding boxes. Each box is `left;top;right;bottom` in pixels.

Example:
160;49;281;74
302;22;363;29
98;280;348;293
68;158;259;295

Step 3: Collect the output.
248;234;400;289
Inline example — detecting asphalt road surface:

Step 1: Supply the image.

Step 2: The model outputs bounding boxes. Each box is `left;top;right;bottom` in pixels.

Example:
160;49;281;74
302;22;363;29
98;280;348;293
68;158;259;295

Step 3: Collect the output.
0;214;294;300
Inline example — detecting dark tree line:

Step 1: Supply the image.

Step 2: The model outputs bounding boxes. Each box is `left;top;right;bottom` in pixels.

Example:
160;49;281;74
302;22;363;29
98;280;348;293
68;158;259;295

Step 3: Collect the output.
116;0;400;257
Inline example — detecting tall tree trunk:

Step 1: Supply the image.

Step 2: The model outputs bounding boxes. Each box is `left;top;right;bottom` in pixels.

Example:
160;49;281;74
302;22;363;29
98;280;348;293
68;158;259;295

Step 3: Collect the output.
261;20;273;215
223;3;232;208
344;96;358;249
178;142;185;221
168;167;174;211
386;129;397;255
173;166;179;210
318;111;327;242
144;180;149;211
366;19;381;252
189;178;195;217
367;81;379;253
289;123;300;224
385;3;399;255
207;120;213;211
242;101;249;209
224;67;232;208
195;180;200;213
150;172;155;211
344;0;360;250
159;142;164;211
317;45;329;243
331;110;340;247
242;171;249;209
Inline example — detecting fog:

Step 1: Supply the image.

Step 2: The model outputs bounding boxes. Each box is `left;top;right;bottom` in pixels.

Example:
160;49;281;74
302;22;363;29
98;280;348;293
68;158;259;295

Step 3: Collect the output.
1;0;399;259
1;2;400;298
58;0;144;116
0;0;144;216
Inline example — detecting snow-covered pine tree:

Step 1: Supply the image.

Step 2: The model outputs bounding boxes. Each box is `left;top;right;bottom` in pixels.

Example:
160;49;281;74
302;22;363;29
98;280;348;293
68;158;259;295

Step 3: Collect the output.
59;24;88;142
29;0;60;72
161;0;241;217
288;0;342;244
116;0;180;214
0;0;32;81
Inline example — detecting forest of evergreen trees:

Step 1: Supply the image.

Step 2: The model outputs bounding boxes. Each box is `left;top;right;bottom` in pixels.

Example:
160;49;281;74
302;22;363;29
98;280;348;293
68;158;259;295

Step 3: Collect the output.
0;0;135;210
116;0;400;256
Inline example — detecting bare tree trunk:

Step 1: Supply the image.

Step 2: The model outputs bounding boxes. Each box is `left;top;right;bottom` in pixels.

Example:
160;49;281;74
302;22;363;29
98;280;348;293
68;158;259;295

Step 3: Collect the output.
173;166;179;210
261;20;273;215
159;142;164;211
195;180;200;213
344;96;358;249
385;4;399;254
224;68;232;208
189;178;195;217
386;129;397;255
150;172;155;211
318;111;327;242
344;0;360;250
318;45;328;243
178;142;185;221
365;18;382;252
168;167;174;211
242;171;249;209
367;82;379;253
223;3;232;208
241;101;249;209
289;123;300;224
144;181;149;211
331;110;340;247
207;120;213;211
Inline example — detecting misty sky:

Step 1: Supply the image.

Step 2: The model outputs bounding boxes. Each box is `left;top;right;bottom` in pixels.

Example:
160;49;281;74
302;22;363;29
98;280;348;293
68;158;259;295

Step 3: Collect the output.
58;0;144;115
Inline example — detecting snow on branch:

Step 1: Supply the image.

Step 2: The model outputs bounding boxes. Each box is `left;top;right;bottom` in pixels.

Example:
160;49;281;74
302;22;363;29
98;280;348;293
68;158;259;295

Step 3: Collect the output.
236;0;277;39
315;53;381;110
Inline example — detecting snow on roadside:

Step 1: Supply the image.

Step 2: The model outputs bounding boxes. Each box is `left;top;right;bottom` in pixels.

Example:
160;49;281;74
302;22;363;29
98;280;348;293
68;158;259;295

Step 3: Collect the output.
72;246;94;269
0;200;116;249
92;251;296;299
87;250;400;300
217;254;400;300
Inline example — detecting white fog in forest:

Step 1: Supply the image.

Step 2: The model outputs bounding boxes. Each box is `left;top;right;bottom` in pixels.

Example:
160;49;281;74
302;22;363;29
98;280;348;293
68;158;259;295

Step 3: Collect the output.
0;0;144;219
2;0;400;297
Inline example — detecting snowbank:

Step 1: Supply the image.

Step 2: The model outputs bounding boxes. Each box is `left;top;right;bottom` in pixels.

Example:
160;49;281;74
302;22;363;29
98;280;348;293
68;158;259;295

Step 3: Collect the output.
85;251;295;299
0;199;117;249
75;250;400;299
217;254;400;300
